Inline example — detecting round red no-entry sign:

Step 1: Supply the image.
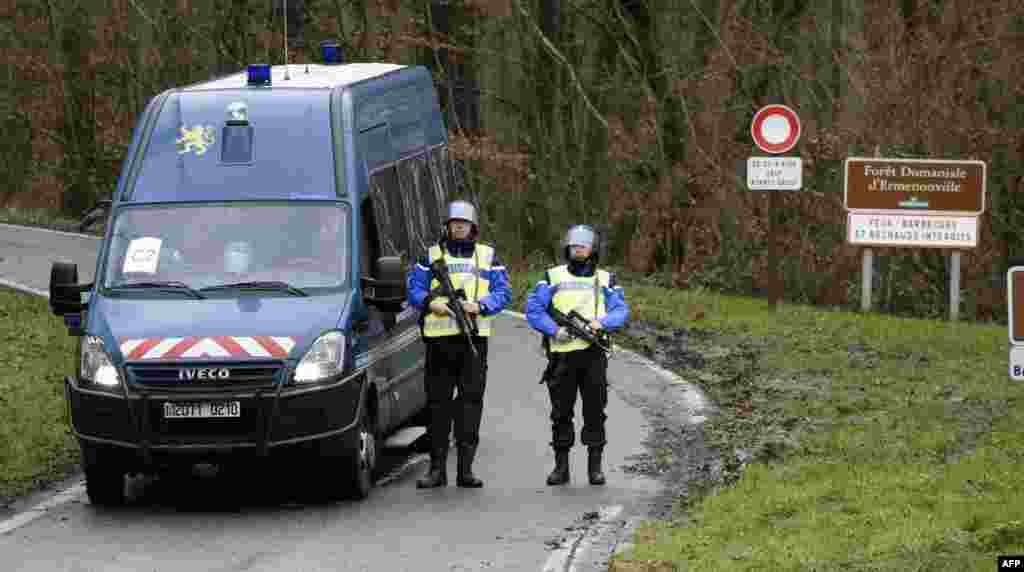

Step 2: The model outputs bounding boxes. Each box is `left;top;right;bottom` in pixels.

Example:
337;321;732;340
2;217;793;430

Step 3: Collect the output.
751;104;801;154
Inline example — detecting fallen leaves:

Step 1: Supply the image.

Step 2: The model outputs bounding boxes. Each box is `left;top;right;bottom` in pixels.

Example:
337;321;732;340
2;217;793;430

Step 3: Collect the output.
608;560;679;572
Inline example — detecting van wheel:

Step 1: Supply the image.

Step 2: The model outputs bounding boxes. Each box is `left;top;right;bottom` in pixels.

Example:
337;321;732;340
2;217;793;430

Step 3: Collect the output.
85;465;126;507
81;444;127;507
344;405;377;500
315;405;377;502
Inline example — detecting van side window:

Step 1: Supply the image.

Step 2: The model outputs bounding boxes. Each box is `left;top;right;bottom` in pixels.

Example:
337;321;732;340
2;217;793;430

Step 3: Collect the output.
361;125;392;173
368;166;410;260
390;86;428;159
359;197;381;278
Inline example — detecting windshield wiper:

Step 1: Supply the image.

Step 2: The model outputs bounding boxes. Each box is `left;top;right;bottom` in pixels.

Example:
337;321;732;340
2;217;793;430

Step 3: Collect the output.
109;281;205;299
199;281;309;297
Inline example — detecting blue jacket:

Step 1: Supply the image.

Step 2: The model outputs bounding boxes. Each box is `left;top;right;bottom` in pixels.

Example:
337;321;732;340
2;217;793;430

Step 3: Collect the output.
525;266;629;337
406;240;512;318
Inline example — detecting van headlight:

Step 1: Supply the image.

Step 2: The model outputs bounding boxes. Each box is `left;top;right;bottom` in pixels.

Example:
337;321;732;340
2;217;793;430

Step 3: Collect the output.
81;336;122;388
294;331;346;383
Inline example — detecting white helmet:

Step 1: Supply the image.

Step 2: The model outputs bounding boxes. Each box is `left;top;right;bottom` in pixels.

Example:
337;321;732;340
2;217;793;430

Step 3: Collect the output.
446;200;478;225
445;200;478;239
563;224;598;261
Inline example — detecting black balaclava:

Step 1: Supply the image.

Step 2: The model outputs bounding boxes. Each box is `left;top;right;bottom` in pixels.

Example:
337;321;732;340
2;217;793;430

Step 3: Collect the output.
566;247;596;277
444;222;477;258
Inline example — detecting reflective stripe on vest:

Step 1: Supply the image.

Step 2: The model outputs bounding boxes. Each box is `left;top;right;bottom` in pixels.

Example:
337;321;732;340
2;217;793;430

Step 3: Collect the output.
422;243;495;338
423;317;494;335
548;265;610;353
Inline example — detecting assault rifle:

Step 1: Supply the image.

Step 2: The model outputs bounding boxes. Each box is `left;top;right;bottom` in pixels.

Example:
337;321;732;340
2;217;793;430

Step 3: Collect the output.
429;258;479;358
548;306;613;356
538;307;613;385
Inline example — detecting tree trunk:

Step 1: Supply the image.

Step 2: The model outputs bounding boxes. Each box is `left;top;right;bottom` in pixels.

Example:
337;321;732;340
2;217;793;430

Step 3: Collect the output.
623;0;685;163
430;0;481;133
272;0;306;48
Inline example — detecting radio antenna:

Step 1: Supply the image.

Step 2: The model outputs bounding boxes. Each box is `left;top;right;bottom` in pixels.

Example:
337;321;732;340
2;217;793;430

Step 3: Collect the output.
283;0;291;80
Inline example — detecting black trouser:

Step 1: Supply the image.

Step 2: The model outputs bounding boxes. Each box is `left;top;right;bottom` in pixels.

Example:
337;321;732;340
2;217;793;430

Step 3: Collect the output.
546;344;608;450
424;335;489;450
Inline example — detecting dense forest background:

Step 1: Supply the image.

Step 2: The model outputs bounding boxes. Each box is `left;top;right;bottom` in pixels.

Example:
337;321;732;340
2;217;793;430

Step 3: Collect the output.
1;0;1022;322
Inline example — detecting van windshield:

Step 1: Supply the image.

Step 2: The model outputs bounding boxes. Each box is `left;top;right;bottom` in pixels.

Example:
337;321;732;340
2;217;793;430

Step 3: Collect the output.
128;91;339;202
102;203;349;295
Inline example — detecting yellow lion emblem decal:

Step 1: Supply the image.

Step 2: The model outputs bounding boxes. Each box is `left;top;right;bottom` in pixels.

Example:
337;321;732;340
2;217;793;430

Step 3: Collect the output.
176;125;216;156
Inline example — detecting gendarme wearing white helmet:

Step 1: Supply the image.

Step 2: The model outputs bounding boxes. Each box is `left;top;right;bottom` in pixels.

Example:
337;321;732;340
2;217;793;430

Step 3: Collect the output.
563;224;598;262
445;200;479;240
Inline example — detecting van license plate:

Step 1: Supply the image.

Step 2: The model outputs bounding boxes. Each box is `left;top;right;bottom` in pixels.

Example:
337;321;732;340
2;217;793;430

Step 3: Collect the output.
163;401;240;419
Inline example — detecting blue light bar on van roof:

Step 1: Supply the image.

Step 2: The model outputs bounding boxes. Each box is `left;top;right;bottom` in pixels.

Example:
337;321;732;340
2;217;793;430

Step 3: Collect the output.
247;64;271;86
320;41;342;65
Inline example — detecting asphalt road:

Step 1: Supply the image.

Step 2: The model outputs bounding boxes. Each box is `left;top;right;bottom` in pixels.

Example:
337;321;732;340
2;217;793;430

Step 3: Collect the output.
0;223;709;572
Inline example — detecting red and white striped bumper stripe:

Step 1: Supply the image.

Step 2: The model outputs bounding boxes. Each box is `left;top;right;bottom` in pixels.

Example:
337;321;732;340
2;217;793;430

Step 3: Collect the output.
118;336;298;360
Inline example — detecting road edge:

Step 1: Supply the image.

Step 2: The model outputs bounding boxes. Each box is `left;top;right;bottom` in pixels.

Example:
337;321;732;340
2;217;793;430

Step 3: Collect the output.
0;222;101;241
0;277;48;299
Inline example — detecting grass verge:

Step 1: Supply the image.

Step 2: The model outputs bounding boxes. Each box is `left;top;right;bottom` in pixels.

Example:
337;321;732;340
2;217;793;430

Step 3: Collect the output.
0;288;80;507
610;284;1024;571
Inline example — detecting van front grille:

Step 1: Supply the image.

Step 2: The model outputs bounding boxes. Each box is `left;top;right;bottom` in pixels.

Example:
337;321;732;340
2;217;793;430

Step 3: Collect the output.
126;361;284;392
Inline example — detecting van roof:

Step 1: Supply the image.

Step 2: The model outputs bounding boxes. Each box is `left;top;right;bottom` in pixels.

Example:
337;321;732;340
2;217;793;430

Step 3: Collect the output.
180;63;407;92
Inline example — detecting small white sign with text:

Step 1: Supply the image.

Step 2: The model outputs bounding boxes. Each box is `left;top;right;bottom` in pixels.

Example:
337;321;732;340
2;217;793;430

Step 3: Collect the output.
1010;346;1024;380
747;157;802;190
847;213;978;248
123;237;163;274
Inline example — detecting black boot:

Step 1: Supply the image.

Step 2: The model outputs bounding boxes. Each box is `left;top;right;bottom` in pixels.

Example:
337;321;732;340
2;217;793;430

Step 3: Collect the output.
546;449;570;486
456;443;483;488
588;447;606;485
416;447;448;488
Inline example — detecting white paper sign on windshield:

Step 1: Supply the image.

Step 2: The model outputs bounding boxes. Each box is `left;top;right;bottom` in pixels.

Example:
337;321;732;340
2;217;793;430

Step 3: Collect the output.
123;237;163;274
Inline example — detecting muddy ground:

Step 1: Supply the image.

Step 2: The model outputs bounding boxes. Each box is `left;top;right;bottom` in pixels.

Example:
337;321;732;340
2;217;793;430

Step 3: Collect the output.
608;319;789;530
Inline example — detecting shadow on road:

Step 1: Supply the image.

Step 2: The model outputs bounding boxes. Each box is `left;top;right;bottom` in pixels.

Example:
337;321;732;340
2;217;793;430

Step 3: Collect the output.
107;443;424;514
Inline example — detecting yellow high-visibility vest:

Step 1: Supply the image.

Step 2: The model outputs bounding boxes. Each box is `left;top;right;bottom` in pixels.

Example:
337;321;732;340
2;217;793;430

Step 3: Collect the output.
422;243;495;338
547;265;610;353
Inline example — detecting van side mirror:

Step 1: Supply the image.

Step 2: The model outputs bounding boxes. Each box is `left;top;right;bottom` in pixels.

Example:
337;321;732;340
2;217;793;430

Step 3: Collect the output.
361;255;407;312
49;261;92;335
78;198;112;232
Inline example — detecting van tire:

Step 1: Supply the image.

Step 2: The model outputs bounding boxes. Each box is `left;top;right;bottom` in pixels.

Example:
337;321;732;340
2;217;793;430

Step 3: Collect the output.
85;464;126;507
316;403;377;502
343;404;377;500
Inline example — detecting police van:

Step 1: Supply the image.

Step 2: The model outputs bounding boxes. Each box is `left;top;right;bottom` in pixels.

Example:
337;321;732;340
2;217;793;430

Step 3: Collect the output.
48;47;451;505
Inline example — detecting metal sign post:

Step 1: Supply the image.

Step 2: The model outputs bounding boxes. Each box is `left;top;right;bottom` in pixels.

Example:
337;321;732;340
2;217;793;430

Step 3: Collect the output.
861;248;872;311
950;251;961;322
769;192;780;307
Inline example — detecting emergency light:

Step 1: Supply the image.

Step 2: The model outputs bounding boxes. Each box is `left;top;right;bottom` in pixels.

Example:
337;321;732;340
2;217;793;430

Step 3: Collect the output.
247;64;271;86
320;41;343;65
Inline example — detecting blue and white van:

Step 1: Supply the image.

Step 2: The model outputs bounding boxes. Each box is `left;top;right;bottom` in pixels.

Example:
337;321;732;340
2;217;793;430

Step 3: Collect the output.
49;50;452;505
